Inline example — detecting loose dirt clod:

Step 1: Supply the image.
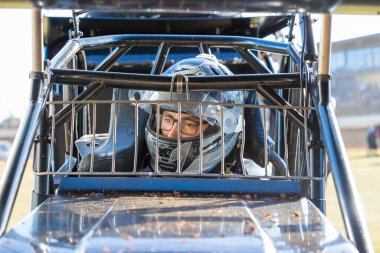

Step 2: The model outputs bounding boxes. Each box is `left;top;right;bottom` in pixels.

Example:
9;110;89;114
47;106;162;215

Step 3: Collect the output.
293;211;302;218
241;194;253;201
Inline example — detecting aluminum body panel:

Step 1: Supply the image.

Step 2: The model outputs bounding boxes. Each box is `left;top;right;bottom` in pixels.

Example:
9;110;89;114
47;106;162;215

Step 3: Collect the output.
0;195;357;252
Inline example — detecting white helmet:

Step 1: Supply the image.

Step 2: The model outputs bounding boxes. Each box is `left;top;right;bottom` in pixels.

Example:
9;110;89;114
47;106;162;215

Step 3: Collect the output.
129;54;244;173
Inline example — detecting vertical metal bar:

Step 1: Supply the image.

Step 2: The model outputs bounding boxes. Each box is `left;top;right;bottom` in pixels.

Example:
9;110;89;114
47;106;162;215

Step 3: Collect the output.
220;106;225;175
0;78;48;236
48;105;56;173
318;104;373;253
300;14;317;65
112;102;117;173
275;56;290;158
316;13;373;253
306;14;324;210
0;106;36;231
71;56;84;142
199;43;204;54
199;104;204;174
304;106;310;177
318;14;332;78
31;6;51;208
283;109;289;173
32;8;43;72
48;88;54;173
324;148;328;178
90;103;96;173
155;103;160;173
306;65;324;211
263;107;268;176
276;98;284;157
240;107;247;175
32;108;51;209
31;6;48;201
177;103;182;174
133;103;139;173
69;104;75;172
51;105;56;173
199;43;210;54
303;13;324;211
304;65;311;176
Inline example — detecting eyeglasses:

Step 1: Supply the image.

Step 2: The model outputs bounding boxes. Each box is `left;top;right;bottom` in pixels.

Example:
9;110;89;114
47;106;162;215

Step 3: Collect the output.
159;113;207;135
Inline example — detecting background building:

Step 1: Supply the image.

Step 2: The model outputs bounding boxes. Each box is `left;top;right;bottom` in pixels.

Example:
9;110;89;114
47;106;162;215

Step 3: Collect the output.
0;115;20;142
331;33;380;117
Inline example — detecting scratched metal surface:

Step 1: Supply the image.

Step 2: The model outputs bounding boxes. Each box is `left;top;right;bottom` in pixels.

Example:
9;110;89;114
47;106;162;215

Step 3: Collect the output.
0;194;357;252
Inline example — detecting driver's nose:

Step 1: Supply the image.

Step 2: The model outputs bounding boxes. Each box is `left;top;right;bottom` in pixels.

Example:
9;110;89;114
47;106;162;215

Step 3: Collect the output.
167;122;179;138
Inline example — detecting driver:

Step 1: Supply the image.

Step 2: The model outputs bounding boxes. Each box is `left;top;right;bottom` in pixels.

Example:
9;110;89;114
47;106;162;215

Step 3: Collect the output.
130;54;246;174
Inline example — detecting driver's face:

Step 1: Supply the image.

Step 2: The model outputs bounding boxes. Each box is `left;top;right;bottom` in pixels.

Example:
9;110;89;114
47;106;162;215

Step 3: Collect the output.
160;110;209;138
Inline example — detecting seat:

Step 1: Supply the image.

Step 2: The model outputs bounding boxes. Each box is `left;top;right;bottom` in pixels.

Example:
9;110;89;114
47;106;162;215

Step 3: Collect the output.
77;88;148;172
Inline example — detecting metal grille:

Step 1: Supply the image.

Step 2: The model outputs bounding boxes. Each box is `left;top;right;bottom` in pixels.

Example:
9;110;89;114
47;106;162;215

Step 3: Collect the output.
35;98;327;182
30;34;327;183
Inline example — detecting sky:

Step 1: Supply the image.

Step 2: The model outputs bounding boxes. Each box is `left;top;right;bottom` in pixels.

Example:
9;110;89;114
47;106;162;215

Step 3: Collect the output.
0;9;380;122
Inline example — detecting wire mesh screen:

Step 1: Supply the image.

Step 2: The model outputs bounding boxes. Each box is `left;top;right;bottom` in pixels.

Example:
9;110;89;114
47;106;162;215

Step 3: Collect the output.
36;98;327;182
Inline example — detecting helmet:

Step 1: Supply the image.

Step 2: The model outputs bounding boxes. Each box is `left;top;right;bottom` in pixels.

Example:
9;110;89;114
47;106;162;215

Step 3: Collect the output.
129;54;244;173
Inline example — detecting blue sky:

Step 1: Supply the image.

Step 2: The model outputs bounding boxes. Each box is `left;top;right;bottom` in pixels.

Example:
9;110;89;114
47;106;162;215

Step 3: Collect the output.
0;9;380;122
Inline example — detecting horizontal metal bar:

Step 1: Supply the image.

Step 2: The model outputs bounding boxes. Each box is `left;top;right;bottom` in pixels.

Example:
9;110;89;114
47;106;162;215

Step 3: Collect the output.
34;171;324;181
57;177;302;195
51;69;301;90
46;99;315;111
76;34;292;56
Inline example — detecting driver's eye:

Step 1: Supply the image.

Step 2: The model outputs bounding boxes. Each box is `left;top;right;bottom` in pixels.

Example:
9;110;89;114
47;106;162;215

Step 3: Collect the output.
163;117;173;124
183;120;197;129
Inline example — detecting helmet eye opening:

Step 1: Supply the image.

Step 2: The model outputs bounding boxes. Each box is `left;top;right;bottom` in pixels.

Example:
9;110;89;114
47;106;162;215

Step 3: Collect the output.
149;107;219;139
160;113;200;136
